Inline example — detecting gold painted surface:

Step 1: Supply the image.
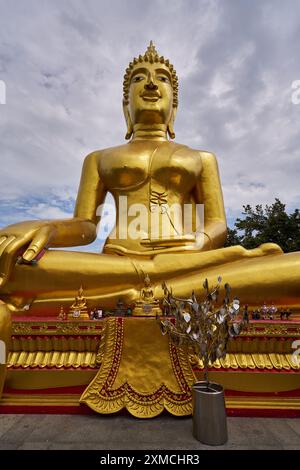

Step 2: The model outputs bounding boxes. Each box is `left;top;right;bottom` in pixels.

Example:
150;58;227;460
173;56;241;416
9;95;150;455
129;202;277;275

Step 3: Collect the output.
0;302;11;398
0;42;300;406
0;43;299;318
7;351;98;369
7;350;300;372
9;336;100;352
11;320;103;336
80;317;195;418
195;370;300;393
4;369;97;390
193;353;300;371
0;393;83;407
132;274;162;317
9;320;300;352
0;391;299;412
241;323;300;338
4;367;299;394
7;316;300;376
226;397;300;410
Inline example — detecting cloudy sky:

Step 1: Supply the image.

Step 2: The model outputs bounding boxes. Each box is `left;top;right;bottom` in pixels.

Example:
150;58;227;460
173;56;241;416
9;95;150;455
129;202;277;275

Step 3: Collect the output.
0;0;299;251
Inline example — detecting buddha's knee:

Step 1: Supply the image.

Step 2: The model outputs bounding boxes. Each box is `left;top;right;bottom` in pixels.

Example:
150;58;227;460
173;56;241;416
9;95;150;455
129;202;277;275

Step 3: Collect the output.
258;243;283;255
0;302;11;398
239;243;283;258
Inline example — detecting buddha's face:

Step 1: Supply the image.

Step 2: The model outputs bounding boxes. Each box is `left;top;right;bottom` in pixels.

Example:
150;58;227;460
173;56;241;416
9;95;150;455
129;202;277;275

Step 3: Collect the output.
128;63;174;126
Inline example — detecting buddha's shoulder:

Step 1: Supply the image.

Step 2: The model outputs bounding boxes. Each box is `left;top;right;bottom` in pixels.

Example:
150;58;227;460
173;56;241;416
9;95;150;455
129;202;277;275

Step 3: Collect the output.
184;146;217;159
177;145;218;163
176;147;219;174
82;144;127;160
82;144;218;163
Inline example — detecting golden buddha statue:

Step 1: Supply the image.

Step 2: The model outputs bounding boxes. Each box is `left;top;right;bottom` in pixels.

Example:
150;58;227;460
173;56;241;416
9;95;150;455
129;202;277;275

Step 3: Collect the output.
58;305;65;321
0;40;299;331
132;273;161;316
68;286;89;319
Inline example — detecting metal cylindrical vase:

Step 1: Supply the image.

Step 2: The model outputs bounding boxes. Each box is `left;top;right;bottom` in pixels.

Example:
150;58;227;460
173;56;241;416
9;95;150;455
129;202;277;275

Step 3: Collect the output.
192;381;228;446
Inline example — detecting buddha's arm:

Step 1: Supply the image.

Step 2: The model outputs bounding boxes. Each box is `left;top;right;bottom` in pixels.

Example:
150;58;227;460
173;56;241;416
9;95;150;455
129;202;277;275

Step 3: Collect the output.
194;151;227;250
37;150;106;247
0;151;106;287
72;150;106;243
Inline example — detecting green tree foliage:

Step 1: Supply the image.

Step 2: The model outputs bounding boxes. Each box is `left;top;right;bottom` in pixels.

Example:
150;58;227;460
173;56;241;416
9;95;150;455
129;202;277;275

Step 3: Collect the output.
225;199;300;252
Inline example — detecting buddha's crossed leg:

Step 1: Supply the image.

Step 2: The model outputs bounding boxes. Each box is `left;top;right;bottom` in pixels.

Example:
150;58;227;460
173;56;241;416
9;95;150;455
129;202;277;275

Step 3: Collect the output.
0;243;299;313
0;250;142;313
155;248;300;309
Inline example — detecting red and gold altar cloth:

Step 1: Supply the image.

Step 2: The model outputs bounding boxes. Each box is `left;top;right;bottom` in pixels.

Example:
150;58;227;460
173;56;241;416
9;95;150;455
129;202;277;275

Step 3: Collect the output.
80;317;195;418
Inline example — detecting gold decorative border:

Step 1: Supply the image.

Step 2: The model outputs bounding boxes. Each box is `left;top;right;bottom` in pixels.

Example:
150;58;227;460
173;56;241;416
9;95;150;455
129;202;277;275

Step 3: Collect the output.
7;351;98;369
11;319;300;338
0;393;299;413
240;322;300;337
80;318;195;418
7;351;300;371
192;353;300;371
9;335;100;353
226;396;300;410
12;320;103;336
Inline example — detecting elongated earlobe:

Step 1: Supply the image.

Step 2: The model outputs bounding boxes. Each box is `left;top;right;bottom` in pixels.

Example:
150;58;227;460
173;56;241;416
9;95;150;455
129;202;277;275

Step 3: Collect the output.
123;103;133;140
167;108;177;139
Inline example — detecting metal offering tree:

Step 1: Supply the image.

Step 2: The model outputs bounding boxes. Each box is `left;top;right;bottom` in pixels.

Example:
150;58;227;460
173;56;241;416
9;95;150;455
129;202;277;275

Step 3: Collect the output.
159;277;248;387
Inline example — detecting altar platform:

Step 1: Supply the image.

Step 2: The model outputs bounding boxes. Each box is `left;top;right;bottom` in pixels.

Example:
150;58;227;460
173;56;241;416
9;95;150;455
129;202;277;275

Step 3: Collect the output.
1;315;299;417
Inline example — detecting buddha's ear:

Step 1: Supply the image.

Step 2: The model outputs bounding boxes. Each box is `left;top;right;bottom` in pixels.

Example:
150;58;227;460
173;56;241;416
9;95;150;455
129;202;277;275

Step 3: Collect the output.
123;102;133;140
167;107;177;140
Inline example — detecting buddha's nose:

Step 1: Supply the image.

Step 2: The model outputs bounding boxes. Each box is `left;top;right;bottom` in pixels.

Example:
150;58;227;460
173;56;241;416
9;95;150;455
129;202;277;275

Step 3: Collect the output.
145;75;158;90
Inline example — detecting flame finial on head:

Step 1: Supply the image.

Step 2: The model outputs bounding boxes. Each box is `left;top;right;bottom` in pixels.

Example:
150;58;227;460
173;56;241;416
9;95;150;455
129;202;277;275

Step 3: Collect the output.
145;40;158;56
144;273;151;286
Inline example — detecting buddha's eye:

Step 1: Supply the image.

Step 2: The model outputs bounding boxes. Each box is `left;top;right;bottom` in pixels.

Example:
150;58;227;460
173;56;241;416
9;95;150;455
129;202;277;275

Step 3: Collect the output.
157;76;169;83
132;76;144;83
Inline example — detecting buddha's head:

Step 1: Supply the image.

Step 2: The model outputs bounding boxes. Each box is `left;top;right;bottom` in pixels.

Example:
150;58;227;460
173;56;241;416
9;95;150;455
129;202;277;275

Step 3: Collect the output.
123;41;178;139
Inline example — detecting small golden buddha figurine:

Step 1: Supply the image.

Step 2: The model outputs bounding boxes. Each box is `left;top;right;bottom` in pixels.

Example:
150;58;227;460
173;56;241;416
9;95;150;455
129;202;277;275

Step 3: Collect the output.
58;305;65;321
0;41;299;324
68;286;89;319
132;274;161;316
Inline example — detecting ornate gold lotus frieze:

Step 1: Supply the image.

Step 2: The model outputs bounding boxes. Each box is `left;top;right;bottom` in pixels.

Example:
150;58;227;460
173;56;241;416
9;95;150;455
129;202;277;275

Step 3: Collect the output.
12;320;103;336
7;350;300;371
240;322;300;337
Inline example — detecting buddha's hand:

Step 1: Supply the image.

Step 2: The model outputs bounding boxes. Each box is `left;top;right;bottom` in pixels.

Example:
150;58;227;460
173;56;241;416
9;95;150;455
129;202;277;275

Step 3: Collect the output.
141;234;196;247
0;220;57;288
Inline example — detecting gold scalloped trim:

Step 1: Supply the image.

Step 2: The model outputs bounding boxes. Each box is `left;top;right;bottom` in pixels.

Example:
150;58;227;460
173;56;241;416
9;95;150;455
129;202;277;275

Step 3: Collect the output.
9;336;100;352
7;351;98;369
7;351;300;371
191;353;300;371
80;318;195;418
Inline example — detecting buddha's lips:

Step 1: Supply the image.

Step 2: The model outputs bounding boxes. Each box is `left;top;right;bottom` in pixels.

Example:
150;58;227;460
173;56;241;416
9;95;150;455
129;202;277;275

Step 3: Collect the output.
140;92;161;102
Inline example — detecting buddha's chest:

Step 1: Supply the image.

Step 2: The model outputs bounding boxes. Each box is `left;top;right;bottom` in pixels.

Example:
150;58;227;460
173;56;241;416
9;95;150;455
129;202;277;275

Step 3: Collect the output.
99;144;201;193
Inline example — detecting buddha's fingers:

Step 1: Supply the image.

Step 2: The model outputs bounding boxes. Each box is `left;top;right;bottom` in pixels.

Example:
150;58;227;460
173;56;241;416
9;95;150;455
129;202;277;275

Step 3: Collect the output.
0;236;7;246
22;225;56;263
0;237;29;288
0;236;16;257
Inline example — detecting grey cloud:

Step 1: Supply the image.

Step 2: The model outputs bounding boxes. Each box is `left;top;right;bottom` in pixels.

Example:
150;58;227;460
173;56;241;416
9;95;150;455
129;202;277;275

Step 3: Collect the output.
0;0;299;243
